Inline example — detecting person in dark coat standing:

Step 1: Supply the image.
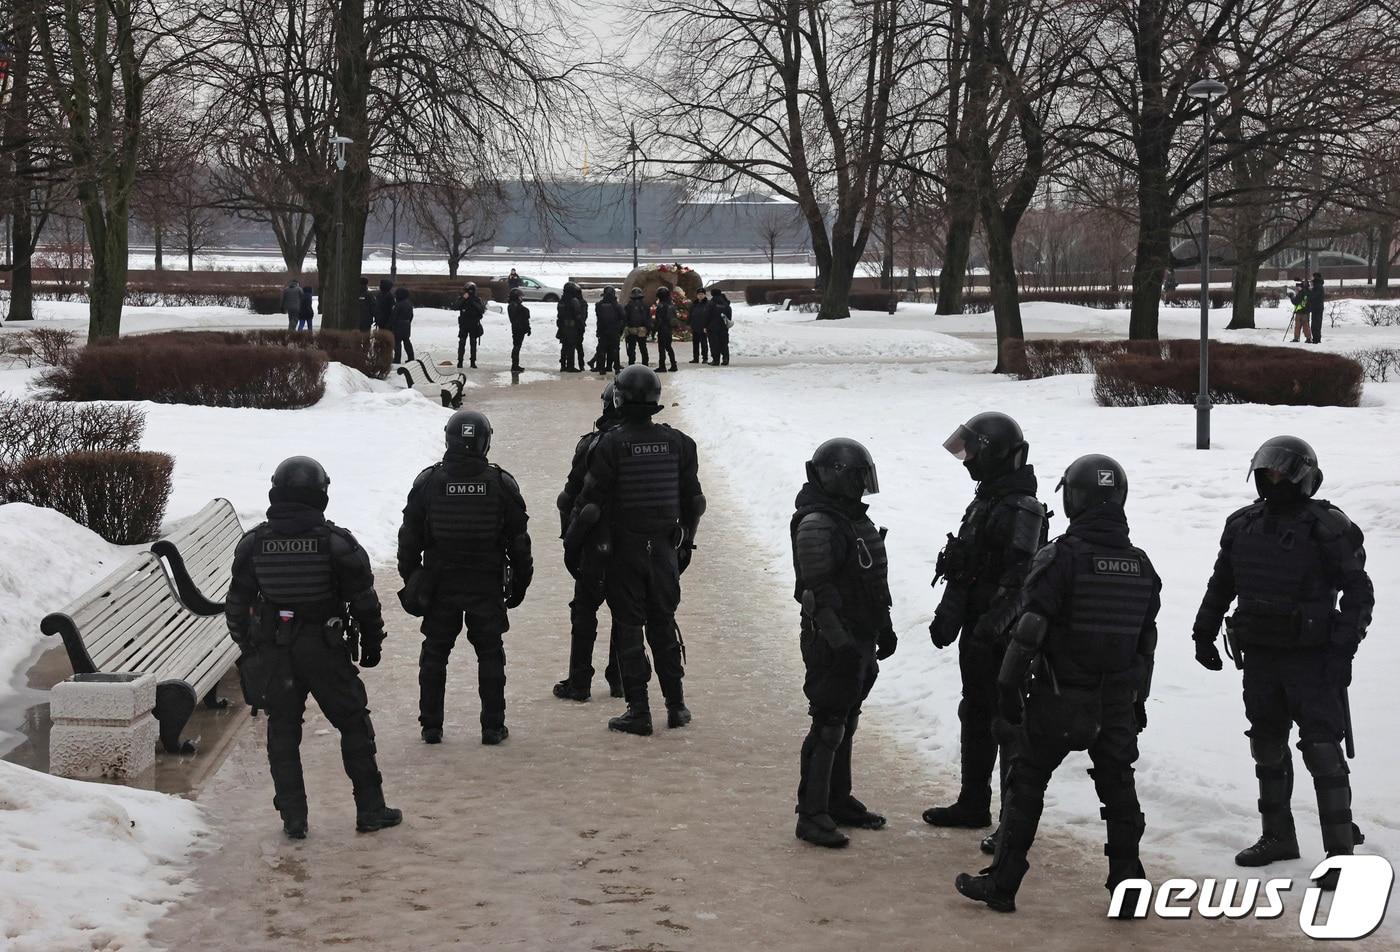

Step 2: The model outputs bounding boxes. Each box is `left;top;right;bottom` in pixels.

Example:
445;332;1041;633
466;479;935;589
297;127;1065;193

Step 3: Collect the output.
791;438;895;849
688;288;712;364
557;282;587;373
956;455;1160;914
392;287;415;362
1192;436;1373;891
1310;273;1325;344
396;410;534;745
508;269;522;291
508;288;531;373
456;282;487;369
282;279;302;331
357;278;375;332
225;456;401;839
624;287;652;367
654;286;678;373
375;278;395;333
594;287;625;375
297;285;315;332
709;289;733;365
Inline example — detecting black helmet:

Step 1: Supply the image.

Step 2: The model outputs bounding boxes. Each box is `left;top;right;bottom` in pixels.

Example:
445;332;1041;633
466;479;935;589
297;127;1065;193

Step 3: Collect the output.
464;281;477;293
1250;435;1322;498
629;287;644;299
806;438;879;501
270;456;330;510
445;408;492;455
564;281;580;297
1057;454;1127;520
612;365;662;411
656;286;672;300
602;286;617;301
943;411;1028;481
601;382;617;416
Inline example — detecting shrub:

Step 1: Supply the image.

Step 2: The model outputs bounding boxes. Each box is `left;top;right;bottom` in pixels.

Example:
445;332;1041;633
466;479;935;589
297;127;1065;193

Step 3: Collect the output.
1360;304;1400;327
1010;339;1176;379
1348;347;1400;383
0;400;145;470
1093;341;1363;408
7;450;174;544
849;291;902;311
747;282;812;306
133;328;393;380
40;338;327;408
23;328;79;367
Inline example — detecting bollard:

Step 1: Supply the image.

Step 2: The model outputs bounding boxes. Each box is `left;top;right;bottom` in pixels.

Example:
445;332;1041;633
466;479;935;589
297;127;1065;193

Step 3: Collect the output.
49;672;158;780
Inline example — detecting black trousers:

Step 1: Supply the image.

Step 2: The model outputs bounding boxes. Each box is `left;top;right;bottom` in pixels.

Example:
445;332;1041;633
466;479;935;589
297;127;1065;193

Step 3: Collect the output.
598;334;622;373
691;331;709;362
568;571;620;691
420;596;509;730
394;329;415;363
605;530;683;708
656;331;676;370
990;681;1144;896
798;619;879;813
626;334;649;366
1310;311;1323;343
956;632;1011;809
511;332;526;369
263;627;385;818
710;326;729;364
457;334;479;366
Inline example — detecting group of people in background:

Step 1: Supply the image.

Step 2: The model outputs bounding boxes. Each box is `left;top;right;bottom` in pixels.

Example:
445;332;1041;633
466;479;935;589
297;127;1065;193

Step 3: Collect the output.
1287;272;1325;344
283;271;735;376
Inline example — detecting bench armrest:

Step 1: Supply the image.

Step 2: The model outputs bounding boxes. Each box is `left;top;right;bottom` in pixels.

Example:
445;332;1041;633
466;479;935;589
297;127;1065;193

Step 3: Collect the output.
151;540;226;616
40;613;98;674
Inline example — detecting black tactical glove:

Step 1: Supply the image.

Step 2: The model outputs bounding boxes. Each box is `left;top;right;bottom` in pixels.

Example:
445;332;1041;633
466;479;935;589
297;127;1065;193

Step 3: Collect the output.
1194;639;1223;671
1134;698;1148;732
678;543;694;575
997;683;1023;725
505;587;528;610
1324;645;1355;688
359;639;383;668
929;611;959;649
877;629;898;661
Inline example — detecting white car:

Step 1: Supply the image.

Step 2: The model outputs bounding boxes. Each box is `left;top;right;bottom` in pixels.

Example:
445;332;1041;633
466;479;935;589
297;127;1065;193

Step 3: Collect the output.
498;275;564;302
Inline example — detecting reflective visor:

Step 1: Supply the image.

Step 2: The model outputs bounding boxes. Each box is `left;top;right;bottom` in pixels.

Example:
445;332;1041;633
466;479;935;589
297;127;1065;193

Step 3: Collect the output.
861;464;880;495
1248;445;1315;485
943;424;983;461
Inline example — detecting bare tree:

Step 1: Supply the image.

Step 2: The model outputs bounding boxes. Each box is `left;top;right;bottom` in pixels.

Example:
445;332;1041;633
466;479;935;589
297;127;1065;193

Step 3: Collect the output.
211;143;316;274
754;204;804;280
405;170;503;277
627;0;941;319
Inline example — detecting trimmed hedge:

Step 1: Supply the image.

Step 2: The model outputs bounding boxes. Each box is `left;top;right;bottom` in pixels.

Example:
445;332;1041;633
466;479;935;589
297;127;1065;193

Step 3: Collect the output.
135;328;393;380
747;282;812;305
1093;341;1362;407
40;338;328;408
7;450;174;543
0;400;145;469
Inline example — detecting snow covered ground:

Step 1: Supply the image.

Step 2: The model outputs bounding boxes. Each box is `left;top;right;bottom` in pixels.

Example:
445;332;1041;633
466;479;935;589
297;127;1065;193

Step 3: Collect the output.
0;759;206;951
0;289;1397;942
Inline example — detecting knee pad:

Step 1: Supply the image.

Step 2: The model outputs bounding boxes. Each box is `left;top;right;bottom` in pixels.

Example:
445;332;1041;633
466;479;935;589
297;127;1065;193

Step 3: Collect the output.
1006;762;1052;801
1248;733;1290;768
810;720;845;752
1300;741;1347;779
419;644;451;668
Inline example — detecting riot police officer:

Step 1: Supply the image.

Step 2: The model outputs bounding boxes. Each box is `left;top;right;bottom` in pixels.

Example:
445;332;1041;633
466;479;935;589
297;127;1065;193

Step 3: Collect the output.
1192;436;1373;890
791;438;896;849
554;384;622;701
397;409;534;745
567;365;705;735
225;456;401;839
956;455;1159;912
925;413;1047;847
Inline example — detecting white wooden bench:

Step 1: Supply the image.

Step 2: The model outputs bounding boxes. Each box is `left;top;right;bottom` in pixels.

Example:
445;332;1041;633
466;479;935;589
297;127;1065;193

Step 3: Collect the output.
41;499;245;754
395;350;466;407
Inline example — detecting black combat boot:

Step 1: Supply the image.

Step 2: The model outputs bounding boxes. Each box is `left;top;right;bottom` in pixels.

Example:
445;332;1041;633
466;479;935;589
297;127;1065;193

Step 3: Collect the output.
830;795;886;830
356;805;404;833
954;869;1018;913
609;705;653;736
796;721;849;848
1304;741;1360;891
828;714;883;829
1236;755;1299;867
553;679;590;702
923;793;992;828
481;726;510;745
421;726;443;744
666;704;692;728
281;815;309;840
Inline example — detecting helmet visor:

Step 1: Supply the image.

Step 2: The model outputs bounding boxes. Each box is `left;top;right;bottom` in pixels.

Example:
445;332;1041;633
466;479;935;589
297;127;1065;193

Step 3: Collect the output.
943;424;984;461
1249;445;1316;486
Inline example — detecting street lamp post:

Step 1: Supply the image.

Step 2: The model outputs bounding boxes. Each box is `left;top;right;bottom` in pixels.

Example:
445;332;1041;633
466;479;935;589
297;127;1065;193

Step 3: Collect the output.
330;135;352;330
1187;77;1227;451
628;125;639;269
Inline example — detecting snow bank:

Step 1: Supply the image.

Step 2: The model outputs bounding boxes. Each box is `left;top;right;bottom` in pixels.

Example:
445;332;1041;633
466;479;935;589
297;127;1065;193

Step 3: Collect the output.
672;362;1400;927
0;504;135;696
0;760;205;951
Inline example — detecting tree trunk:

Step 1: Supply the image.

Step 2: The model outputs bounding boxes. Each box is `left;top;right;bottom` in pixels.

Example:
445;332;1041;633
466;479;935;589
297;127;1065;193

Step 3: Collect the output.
5;9;34;322
85;213;128;341
323;0;371;329
818;239;858;320
983;220;1024;374
1379;218;1394;292
1128;190;1170;339
1228;258;1260;329
448;252;459;277
936;198;975;314
187;237;195;272
154;226;164;270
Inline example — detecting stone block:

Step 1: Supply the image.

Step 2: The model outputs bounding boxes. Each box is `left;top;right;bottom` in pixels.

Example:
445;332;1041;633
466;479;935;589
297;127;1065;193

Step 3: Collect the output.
49;672;159;780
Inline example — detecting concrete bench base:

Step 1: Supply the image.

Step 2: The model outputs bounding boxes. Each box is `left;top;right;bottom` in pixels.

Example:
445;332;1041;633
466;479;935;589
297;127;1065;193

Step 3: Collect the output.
49;672;158;779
